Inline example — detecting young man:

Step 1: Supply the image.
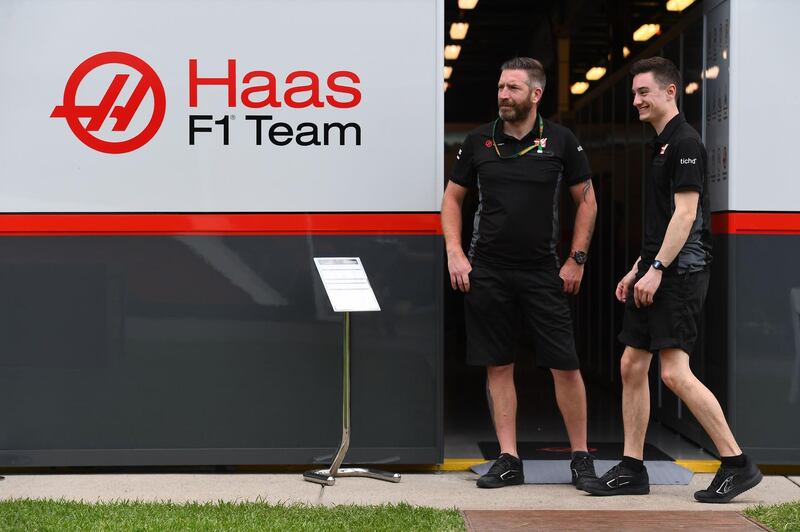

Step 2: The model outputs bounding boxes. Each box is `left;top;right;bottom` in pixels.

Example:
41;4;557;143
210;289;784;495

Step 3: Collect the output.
582;57;762;502
441;57;598;489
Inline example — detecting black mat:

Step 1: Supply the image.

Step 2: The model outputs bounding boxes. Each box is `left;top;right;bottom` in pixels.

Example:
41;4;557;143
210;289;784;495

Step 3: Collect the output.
478;441;673;461
471;460;692;485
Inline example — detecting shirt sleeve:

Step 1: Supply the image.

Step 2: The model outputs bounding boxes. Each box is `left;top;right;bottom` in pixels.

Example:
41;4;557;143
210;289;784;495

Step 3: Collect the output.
563;129;592;185
671;138;705;192
450;134;477;188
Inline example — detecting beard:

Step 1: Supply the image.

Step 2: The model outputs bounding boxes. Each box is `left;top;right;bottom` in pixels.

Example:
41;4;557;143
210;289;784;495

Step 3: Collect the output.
498;97;533;123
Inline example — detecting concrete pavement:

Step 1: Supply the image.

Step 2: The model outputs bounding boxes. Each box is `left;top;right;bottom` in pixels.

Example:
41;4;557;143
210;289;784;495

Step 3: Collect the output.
1;471;798;510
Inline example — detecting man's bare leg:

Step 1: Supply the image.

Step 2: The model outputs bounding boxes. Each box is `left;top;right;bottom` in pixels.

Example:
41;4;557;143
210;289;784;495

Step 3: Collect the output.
551;368;588;452
659;348;741;456
477;363;525;488
486;363;518;457
620;346;653;460
657;348;762;501
582;346;654;496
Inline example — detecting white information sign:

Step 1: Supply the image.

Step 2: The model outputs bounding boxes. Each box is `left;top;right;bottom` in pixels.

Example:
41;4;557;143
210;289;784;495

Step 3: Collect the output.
314;258;380;313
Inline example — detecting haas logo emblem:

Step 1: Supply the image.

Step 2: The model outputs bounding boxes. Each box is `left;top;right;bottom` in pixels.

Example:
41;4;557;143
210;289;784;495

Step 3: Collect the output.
51;51;166;154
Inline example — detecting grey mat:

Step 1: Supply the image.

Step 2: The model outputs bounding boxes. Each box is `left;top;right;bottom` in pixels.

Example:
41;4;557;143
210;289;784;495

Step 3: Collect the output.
470;460;693;485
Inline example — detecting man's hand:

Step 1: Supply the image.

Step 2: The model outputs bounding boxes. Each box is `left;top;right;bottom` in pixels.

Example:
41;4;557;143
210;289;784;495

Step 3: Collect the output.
633;267;663;308
447;249;472;293
559;259;584;295
615;269;638;303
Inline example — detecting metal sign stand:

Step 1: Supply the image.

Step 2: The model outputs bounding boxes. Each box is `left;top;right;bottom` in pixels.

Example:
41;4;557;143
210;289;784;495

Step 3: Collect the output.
303;312;401;486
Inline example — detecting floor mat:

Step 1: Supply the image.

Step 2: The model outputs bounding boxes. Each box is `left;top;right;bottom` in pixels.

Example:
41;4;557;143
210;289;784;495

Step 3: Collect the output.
478;441;673;461
470;459;693;485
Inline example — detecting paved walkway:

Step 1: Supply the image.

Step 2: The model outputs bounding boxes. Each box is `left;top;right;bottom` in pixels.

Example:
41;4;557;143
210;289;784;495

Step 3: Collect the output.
462;510;769;531
1;472;798;511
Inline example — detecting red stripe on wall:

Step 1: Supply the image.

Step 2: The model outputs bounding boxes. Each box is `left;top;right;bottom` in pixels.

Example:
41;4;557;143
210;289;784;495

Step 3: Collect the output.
712;212;800;235
0;213;443;236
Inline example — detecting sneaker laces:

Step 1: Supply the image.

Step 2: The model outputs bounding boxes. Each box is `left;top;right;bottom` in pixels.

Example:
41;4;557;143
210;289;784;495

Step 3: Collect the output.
704;465;736;493
487;453;519;475
572;455;595;475
598;464;622;482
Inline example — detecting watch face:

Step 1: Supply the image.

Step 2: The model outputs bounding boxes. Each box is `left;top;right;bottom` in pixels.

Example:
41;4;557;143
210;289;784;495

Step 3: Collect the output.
573;251;587;264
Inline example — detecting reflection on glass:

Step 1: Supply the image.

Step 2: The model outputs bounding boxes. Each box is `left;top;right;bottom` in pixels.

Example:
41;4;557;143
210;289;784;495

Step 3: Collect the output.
176;236;287;306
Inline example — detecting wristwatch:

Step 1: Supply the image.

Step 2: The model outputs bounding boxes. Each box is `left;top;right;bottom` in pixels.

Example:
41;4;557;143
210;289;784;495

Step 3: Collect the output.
652;259;666;271
571;250;588;265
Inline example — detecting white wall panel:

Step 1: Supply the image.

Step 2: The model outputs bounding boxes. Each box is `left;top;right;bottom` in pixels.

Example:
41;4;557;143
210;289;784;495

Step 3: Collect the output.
728;0;800;211
0;0;443;213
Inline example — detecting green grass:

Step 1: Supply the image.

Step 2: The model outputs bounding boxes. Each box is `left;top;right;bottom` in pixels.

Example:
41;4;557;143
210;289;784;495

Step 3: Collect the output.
0;499;465;532
745;500;800;531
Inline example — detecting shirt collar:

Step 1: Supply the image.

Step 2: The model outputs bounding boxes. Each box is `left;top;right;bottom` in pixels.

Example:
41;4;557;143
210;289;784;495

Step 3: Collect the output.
496;112;540;142
655;112;685;144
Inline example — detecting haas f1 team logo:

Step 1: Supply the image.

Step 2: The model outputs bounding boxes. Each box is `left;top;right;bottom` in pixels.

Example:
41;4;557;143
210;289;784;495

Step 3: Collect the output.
51;51;166;154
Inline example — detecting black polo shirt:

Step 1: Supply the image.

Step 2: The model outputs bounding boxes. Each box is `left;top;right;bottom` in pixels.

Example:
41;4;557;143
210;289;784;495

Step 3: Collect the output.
642;113;712;273
450;115;591;269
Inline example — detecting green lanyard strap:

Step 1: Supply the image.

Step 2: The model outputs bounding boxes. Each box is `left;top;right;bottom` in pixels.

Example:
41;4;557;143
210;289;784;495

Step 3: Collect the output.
491;114;545;159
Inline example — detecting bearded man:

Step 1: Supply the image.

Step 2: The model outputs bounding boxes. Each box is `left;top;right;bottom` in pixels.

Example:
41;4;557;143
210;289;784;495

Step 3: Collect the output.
441;57;598;489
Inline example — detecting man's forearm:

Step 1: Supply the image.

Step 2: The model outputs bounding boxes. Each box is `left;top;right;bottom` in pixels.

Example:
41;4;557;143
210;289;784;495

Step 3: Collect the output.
570;200;597;255
441;196;464;254
655;211;695;267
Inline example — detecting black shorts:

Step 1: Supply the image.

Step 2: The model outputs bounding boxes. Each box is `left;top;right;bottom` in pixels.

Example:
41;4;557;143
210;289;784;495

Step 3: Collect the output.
618;264;709;354
463;265;579;369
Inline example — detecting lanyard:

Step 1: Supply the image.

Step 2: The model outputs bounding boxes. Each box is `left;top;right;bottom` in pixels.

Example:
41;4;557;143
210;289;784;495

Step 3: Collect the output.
491;114;544;159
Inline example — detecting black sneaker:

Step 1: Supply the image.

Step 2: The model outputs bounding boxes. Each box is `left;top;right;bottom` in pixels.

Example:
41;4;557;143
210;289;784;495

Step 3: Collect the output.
581;462;650;496
476;453;524;488
571;454;597;490
694;459;763;503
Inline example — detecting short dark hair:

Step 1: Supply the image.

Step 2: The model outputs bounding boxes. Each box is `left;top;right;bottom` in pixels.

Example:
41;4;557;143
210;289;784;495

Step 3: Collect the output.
630;57;681;91
500;57;546;91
